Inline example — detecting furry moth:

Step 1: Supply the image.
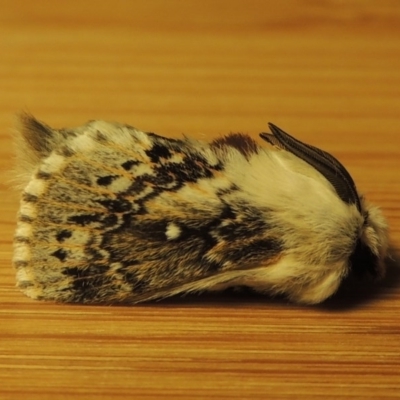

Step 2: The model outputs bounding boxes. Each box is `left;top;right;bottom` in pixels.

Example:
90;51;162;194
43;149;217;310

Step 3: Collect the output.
13;114;389;304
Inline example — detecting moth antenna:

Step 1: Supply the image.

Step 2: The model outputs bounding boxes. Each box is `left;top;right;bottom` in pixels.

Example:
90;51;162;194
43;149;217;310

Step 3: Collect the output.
260;123;361;211
259;132;280;147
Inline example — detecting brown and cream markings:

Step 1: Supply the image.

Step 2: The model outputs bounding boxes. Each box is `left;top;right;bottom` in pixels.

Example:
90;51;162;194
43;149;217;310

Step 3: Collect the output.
13;115;389;304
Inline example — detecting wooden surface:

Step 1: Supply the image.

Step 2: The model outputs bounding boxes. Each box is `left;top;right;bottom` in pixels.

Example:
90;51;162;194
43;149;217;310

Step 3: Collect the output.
1;1;400;399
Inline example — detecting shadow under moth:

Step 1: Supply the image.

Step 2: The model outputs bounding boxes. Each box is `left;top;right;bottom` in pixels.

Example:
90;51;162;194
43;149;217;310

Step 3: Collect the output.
13;114;389;304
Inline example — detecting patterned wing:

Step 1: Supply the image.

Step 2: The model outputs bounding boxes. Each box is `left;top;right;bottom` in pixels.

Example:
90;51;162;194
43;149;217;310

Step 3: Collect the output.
14;120;282;303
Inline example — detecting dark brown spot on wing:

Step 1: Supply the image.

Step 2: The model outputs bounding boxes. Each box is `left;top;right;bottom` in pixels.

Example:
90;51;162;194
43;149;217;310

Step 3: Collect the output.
52;248;68;262
211;133;259;159
96;175;118;186
145;143;172;162
56;229;72;242
22;192;38;203
121;160;141;170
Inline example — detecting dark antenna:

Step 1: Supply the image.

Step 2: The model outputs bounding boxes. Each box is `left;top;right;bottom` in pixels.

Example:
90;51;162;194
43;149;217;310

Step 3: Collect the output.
260;123;361;212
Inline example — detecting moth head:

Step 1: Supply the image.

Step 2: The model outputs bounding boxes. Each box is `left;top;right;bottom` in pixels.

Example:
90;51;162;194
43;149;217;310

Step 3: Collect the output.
350;199;388;279
260;123;389;279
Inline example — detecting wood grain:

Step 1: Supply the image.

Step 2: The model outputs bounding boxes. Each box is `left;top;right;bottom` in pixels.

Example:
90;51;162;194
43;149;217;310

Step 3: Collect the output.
1;1;399;399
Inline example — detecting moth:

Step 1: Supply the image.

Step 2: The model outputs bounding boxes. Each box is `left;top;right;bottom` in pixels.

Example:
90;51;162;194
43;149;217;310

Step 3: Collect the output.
13;114;389;304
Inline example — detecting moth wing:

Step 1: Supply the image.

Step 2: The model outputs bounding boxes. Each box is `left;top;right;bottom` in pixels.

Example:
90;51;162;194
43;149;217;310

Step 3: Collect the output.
14;118;282;303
